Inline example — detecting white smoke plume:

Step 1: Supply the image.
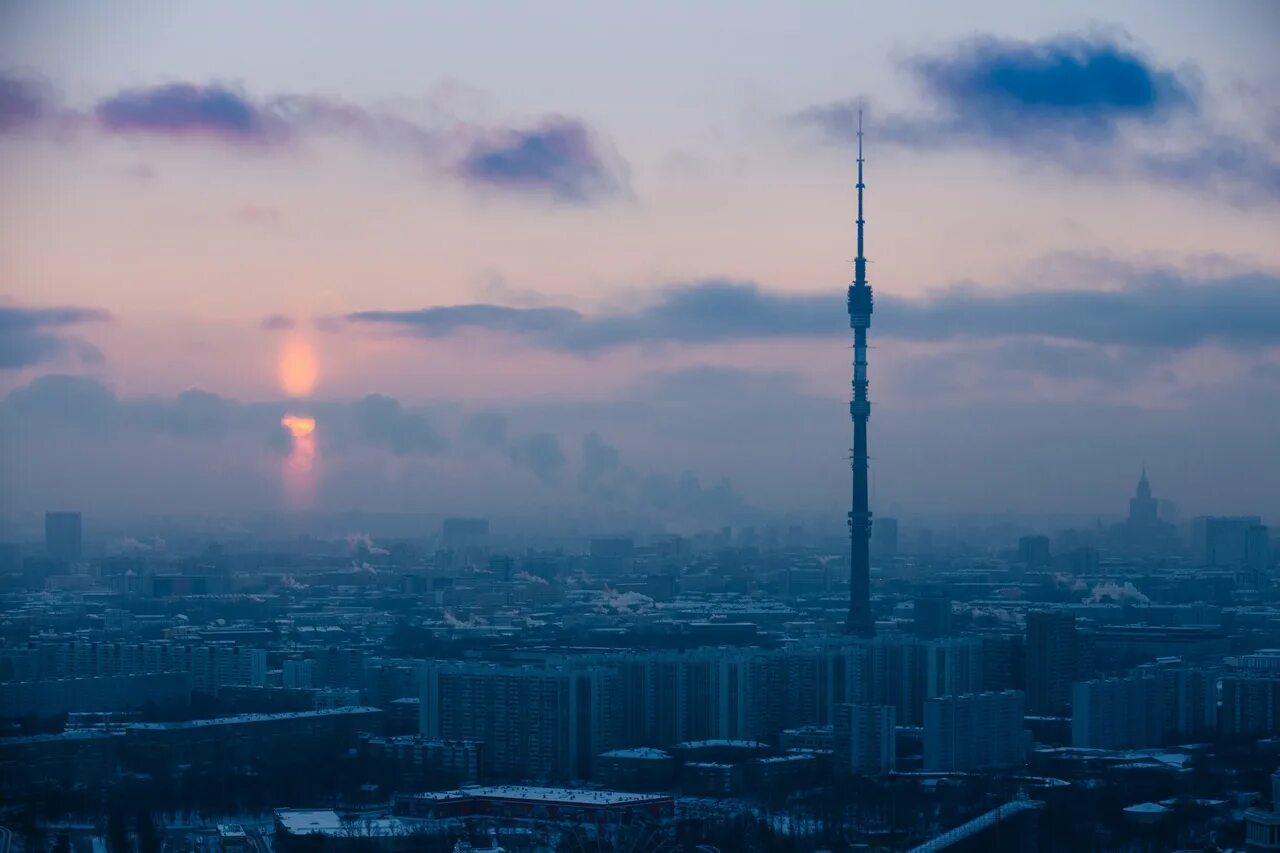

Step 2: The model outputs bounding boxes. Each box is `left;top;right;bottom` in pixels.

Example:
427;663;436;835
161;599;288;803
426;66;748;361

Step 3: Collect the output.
1086;580;1151;604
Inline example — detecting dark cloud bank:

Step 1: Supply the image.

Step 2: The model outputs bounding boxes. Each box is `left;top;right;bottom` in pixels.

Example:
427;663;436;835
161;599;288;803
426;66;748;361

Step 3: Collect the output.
6;360;1275;521
0;372;755;524
348;266;1280;354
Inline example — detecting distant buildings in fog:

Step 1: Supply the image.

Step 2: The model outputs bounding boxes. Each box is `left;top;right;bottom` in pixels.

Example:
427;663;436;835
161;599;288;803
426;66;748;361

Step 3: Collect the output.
44;511;82;561
1194;515;1270;582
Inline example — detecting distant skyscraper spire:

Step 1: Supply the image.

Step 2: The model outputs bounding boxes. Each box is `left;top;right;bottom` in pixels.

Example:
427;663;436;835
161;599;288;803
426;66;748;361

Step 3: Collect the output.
847;110;874;637
1130;466;1158;526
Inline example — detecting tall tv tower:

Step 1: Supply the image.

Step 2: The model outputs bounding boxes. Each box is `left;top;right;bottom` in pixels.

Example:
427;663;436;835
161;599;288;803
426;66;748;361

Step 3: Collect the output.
847;111;874;637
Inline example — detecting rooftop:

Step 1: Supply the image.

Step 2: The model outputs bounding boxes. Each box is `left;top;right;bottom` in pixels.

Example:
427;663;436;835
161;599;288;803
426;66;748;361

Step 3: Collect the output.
673;739;769;751
274;810;424;838
405;785;671;807
599;747;670;760
128;706;382;731
0;729;117;747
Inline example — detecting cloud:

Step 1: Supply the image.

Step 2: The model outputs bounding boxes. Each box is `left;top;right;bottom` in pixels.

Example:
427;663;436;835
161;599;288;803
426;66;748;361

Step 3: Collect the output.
352;303;583;340
461;410;509;446
260;314;296;331
457;117;628;202
1136;134;1280;201
578;431;751;522
0;70;54;132
507;432;565;481
793;32;1279;204
1253;362;1280;386
348;279;834;352
270;93;444;154
9;74;630;203
0;375;284;441
796;33;1193;151
0;375;453;458
90;85;435;151
580;431;625;493
886;340;1167;401
981;339;1137;381
906;33;1192;142
349;266;1280;353
4;361;1275;521
351;393;445;454
132;388;239;436
94;83;279;142
0;305;111;370
3;373;119;424
882;268;1280;348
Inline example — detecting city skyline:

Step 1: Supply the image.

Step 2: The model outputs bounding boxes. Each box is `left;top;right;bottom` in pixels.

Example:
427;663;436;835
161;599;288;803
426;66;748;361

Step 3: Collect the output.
2;5;1279;849
2;1;1279;524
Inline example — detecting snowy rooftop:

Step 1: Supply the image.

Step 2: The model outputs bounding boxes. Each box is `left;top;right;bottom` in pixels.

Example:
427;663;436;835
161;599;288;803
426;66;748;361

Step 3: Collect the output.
406;785;670;807
1124;802;1172;814
599;747;671;760
673;739;769;750
129;707;382;730
274;810;420;837
1035;746;1193;769
275;810;344;834
0;730;117;746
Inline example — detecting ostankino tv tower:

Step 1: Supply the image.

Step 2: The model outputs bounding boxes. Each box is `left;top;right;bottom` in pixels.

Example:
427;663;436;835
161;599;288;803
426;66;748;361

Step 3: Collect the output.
846;112;874;638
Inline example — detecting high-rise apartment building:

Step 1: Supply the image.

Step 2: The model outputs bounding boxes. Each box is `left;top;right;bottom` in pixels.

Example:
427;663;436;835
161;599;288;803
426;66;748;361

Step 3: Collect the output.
923;636;983;702
1071;675;1164;749
1145;661;1217;740
1221;677;1280;739
843;635;927;725
834;703;895;775
420;660;621;782
282;659;314;689
923;690;1027;772
1025;612;1081;716
980;634;1025;693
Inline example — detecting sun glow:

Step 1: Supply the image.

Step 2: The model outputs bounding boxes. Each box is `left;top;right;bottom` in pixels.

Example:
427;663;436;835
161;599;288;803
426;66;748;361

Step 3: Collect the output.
278;336;318;397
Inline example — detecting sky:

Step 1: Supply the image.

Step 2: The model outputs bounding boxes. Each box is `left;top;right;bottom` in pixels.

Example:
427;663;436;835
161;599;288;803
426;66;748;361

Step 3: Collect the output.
1;0;1278;531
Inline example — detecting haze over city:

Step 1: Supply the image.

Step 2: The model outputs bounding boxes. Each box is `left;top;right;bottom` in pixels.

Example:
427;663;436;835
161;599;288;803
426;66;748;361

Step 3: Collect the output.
2;1;1278;531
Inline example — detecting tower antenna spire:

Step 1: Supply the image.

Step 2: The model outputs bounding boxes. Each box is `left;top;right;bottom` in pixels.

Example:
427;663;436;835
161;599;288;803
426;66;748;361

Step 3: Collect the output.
857;109;864;259
846;107;874;637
